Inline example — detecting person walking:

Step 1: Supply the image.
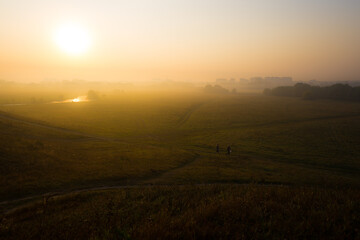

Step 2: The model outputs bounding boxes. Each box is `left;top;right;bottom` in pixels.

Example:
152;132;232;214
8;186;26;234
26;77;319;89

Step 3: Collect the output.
227;145;231;155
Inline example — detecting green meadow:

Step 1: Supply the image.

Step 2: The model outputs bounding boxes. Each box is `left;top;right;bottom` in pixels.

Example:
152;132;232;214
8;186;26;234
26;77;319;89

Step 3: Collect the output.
0;90;359;239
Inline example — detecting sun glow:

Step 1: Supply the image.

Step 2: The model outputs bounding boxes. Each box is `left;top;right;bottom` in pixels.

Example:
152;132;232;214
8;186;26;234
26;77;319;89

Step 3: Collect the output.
72;98;80;103
54;23;92;55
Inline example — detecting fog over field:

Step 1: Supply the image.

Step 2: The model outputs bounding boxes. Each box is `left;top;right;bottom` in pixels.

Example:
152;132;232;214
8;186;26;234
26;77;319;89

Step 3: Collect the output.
0;79;359;239
1;0;360;239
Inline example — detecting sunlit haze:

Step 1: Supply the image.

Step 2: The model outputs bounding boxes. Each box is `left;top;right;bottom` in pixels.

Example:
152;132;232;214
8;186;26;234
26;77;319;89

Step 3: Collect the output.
54;23;92;56
0;0;360;82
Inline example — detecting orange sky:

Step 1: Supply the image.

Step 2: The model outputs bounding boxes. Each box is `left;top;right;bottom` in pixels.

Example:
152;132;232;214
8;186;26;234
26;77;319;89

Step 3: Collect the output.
1;0;360;82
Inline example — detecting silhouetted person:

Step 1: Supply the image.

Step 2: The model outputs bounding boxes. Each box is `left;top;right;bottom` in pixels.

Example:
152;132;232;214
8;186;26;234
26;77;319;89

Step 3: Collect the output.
227;145;231;155
216;144;219;153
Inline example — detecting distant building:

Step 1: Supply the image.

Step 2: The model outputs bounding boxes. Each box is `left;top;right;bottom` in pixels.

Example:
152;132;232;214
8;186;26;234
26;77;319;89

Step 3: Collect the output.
239;78;249;84
229;78;237;84
264;77;293;87
250;77;264;84
216;78;228;84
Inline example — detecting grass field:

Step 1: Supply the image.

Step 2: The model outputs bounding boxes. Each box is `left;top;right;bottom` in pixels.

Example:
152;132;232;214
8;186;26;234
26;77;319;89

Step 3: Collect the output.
0;90;360;239
1;185;359;240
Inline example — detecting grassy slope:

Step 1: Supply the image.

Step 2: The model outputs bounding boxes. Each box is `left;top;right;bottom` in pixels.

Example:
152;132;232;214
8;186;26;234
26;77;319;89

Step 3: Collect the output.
0;113;194;202
1;92;360;238
1;92;360;198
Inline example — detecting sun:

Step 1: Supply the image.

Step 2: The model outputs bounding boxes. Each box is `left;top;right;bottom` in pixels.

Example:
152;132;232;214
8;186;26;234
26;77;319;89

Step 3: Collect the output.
54;23;92;55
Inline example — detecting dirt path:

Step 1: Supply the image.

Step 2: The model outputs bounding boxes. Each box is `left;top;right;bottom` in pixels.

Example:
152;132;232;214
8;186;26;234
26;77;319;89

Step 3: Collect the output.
176;102;204;127
143;153;200;183
1;181;288;217
0;153;201;215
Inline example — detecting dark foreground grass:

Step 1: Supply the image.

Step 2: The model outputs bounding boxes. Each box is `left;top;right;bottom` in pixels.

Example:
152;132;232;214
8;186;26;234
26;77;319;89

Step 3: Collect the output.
1;184;359;240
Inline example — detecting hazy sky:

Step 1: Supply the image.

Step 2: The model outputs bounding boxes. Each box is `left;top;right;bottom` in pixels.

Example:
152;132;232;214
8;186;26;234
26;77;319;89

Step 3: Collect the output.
1;0;360;82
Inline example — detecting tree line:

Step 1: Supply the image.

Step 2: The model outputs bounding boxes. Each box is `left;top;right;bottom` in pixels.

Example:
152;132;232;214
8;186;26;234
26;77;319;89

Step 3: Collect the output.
264;83;360;101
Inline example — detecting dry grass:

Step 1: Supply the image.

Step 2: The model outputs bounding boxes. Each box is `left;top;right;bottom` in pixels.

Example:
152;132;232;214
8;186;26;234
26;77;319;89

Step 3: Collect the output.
1;184;359;240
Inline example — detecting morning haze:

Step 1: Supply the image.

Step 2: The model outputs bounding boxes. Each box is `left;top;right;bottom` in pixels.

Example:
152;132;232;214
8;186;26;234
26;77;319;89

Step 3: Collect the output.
0;1;359;239
1;0;360;82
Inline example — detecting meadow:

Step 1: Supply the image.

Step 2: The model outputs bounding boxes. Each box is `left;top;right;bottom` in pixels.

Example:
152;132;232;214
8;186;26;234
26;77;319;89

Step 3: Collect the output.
0;87;360;238
1;185;359;239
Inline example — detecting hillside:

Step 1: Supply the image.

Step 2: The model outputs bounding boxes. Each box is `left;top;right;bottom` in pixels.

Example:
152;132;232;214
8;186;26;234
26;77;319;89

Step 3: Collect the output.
0;92;360;239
